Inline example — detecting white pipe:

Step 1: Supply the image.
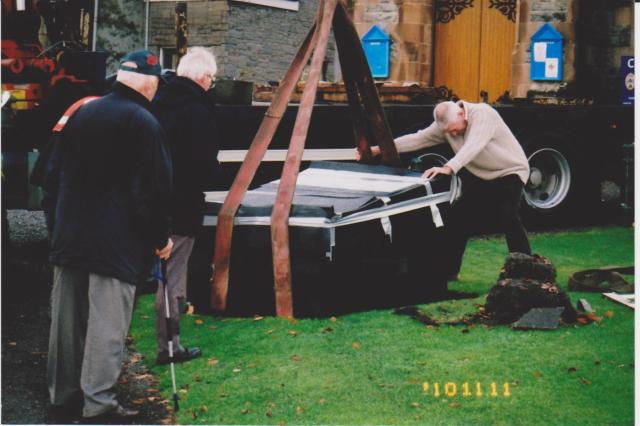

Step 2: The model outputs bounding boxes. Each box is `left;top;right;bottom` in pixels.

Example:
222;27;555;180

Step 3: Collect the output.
145;0;150;50
92;0;99;51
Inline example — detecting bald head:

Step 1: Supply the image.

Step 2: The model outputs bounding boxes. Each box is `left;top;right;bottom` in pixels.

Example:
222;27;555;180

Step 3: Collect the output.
433;101;467;136
116;68;159;101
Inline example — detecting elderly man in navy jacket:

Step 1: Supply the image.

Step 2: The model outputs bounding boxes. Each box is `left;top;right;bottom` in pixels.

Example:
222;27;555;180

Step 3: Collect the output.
43;50;173;421
153;46;220;366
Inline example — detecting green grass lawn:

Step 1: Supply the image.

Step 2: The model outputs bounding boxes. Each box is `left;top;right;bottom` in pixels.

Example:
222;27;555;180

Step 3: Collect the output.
129;226;634;425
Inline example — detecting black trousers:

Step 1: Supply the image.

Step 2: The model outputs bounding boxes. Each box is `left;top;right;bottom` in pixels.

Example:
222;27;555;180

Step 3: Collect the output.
447;172;531;275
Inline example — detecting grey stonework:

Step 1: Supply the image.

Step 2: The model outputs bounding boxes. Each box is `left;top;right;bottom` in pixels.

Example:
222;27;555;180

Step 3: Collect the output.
224;0;334;83
529;0;568;22
142;0;333;84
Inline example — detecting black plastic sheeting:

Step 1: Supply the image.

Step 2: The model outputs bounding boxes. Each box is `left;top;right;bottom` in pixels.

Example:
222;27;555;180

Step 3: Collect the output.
191;161;453;317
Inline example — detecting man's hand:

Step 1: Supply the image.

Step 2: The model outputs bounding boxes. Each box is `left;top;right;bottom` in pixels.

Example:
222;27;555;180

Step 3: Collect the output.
355;145;381;161
155;238;174;260
422;165;453;180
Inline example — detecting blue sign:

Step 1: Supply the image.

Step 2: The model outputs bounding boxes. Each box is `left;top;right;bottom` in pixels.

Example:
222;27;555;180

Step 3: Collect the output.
530;23;563;81
362;25;390;78
620;56;634;106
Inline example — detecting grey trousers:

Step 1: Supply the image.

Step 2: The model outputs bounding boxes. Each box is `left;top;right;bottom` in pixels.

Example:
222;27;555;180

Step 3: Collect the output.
47;266;136;417
155;234;195;356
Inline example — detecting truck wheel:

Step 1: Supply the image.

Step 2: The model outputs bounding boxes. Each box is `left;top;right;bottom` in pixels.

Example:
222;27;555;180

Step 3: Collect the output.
520;133;593;228
524;147;572;212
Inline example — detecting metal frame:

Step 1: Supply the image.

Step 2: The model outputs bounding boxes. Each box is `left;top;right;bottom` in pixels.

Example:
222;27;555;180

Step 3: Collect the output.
210;0;400;316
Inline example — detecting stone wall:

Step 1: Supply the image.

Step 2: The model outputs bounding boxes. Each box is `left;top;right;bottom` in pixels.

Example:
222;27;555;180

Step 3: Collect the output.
224;0;331;83
147;1;228;71
573;0;634;103
351;0;434;83
511;0;577;98
511;0;633;102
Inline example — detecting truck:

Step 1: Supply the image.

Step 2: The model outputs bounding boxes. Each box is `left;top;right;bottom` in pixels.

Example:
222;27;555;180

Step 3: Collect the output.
1;0;634;231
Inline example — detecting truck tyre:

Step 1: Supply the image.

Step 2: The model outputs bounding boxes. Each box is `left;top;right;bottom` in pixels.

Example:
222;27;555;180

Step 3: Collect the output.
520;132;594;228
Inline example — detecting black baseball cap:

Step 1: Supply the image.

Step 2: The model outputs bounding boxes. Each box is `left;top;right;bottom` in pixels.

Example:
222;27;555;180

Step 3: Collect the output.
118;50;162;77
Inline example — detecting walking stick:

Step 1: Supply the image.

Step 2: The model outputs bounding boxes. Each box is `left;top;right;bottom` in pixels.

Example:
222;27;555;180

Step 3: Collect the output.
156;258;180;412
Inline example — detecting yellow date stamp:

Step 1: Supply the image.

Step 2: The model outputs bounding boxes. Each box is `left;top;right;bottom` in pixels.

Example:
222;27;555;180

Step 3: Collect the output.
422;382;512;398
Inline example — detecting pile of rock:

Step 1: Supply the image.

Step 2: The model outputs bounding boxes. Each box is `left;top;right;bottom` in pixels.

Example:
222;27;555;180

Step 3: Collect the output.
484;253;577;325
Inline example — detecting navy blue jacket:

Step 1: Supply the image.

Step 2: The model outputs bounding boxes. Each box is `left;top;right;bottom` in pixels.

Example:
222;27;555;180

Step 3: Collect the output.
153;76;220;236
43;82;173;285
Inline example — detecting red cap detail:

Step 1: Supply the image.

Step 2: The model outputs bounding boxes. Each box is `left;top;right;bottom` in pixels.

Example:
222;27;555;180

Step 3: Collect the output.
147;55;158;66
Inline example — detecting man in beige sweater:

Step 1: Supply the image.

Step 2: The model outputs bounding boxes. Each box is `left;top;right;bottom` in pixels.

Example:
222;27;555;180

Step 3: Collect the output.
360;100;531;278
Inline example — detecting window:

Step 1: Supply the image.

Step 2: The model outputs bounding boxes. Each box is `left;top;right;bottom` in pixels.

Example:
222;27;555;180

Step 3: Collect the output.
231;0;299;11
160;47;178;70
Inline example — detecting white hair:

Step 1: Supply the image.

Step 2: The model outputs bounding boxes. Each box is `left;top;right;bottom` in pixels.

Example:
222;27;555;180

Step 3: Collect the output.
176;47;217;81
433;101;463;128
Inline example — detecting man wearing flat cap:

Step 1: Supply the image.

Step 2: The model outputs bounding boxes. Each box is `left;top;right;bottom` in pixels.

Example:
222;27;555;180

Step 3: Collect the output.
43;50;173;421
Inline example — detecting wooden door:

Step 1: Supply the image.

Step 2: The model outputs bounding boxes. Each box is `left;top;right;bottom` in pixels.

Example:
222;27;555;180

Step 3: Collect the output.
434;0;517;103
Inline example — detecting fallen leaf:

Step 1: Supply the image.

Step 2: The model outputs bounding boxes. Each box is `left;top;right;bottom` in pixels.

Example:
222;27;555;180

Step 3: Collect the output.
247;363;256;369
192;410;198;420
147;396;157;402
352;342;361;350
200;405;209;413
291;354;301;362
330;316;337;323
319;398;326;405
604;310;614;318
186;304;195;315
141;316;150;320
208;325;217;330
193;374;202;382
194;319;204;325
322;327;333;333
586;312;602;322
567;367;577;373
266;410;273;417
410;402;420;408
580;377;592;385
288;330;298;337
288;317;297;324
233;368;242;373
118;377;129;385
208;358;219;366
241;408;249;415
449;402;461;408
617;364;626;368
8;342;16;347
511;380;519;387
254;315;264;321
179;389;188;394
266;329;275;334
533;370;542;379
296;406;304;415
135;373;154;380
132;399;145;405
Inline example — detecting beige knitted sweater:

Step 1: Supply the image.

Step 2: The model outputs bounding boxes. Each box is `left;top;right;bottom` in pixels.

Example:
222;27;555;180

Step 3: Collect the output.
394;101;530;184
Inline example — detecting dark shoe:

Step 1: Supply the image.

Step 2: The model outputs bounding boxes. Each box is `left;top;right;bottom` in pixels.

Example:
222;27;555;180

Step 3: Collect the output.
83;404;139;423
48;401;83;424
156;347;202;365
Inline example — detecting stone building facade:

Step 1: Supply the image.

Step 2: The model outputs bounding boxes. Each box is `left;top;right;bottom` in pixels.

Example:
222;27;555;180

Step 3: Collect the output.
350;0;633;102
350;0;434;84
145;0;333;83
